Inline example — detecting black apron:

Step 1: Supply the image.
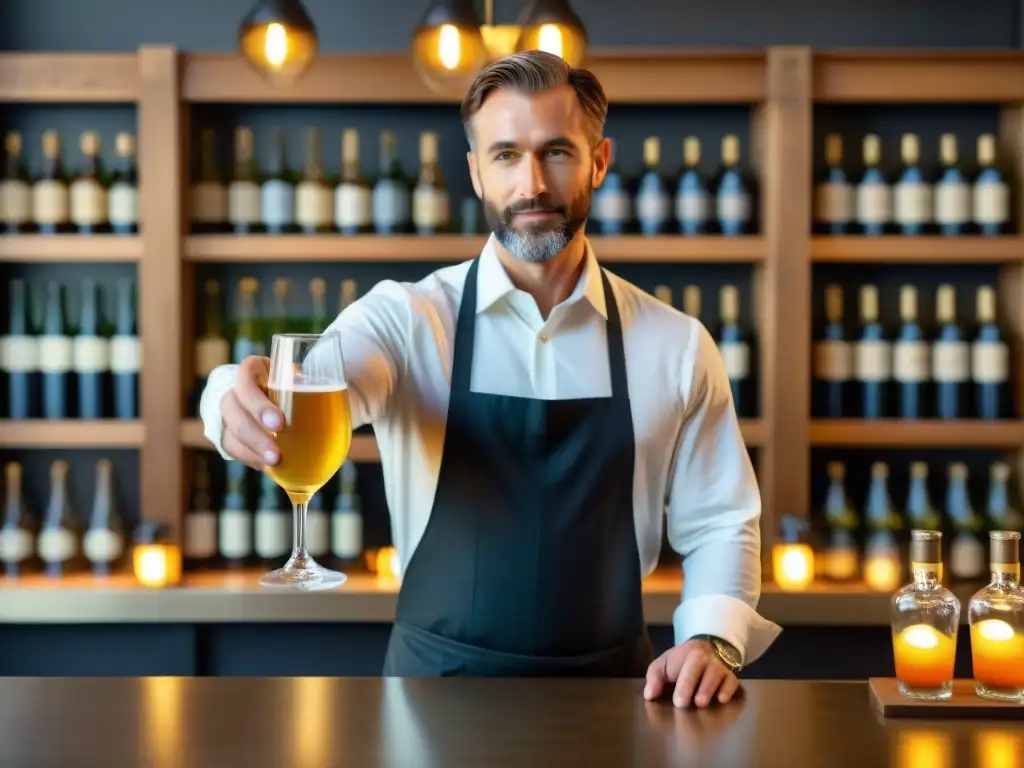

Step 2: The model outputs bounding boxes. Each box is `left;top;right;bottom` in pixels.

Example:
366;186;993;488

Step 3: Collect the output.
382;256;653;677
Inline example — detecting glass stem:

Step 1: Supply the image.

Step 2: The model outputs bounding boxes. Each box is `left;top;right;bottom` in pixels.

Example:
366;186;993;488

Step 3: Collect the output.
292;501;308;560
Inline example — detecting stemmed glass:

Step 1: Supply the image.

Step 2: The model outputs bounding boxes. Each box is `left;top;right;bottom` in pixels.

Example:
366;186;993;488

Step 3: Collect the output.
259;332;351;590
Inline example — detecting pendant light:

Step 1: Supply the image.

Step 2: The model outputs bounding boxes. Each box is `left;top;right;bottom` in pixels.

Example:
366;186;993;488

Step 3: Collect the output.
412;0;490;94
514;0;587;67
238;0;319;84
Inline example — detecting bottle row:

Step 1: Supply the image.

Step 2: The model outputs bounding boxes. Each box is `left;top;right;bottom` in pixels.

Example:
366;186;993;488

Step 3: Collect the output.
813;284;1013;420
0;130;139;236
0;279;140;419
813;133;1014;236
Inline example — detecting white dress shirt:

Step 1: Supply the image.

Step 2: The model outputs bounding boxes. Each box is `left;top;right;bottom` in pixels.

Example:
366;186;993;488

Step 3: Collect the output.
200;235;782;665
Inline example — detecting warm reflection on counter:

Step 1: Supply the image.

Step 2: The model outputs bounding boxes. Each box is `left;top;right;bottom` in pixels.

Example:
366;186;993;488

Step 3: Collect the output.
895;729;952;768
975;730;1023;768
142;676;183;768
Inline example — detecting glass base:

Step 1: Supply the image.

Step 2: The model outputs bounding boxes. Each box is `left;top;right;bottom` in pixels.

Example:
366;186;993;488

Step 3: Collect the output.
258;553;347;592
975;680;1024;702
897;679;953;701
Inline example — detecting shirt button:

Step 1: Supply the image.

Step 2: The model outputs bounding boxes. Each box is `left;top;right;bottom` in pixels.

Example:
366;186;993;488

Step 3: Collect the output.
539;334;549;343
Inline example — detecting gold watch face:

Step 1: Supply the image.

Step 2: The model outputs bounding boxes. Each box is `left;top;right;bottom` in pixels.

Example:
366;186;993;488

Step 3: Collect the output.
712;637;742;668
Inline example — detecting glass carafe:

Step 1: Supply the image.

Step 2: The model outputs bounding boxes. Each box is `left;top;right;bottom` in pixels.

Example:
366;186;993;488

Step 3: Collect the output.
968;531;1024;701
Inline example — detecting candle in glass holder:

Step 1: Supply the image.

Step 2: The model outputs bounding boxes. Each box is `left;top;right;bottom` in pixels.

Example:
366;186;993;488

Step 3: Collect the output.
894;624;957;689
772;515;815;591
968;531;1024;701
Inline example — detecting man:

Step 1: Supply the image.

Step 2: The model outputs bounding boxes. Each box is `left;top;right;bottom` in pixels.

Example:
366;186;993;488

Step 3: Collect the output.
200;50;780;707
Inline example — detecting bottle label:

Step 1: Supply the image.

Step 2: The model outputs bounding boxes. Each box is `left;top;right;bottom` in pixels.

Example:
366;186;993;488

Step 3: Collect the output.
108;182;139;226
412;187;451;230
262;180;295;227
335;184;372;228
814;181;853;224
37;335;73;374
814;340;852;381
971;341;1009;383
973;181;1009;225
305;509;329;557
72;335;110;374
0;335;39;373
110;335;142;374
227;181;260;225
893;182;932;225
854;340;891;382
716;192;750;223
37;528;77;564
636;192;669;223
331;510;363;559
296;182;334;228
83;528;124;564
719;341;749;379
0;528;33;563
218;509;252;559
0;179;31;223
950;535;985;579
934;182;970;225
675;190;709;223
33;180;69;225
195;336;230;378
183;510;218;559
70;178;108;226
931;340;969;383
372;181;410;228
893;340;930;383
254;510;290;559
855;184;891;224
593;189;631;223
192;181;228;223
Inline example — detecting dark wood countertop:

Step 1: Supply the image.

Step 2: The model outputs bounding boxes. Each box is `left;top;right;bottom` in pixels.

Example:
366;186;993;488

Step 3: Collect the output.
0;677;1020;767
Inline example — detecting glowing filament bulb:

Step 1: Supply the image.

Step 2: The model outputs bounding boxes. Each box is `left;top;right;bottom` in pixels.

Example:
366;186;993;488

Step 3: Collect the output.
265;22;289;67
537;25;564;58
438;24;462;70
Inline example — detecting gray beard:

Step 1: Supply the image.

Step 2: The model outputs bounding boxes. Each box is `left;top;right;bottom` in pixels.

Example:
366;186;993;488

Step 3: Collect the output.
494;227;572;263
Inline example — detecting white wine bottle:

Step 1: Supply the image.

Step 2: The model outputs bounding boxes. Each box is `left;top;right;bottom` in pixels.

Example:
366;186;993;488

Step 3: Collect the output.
83;459;125;576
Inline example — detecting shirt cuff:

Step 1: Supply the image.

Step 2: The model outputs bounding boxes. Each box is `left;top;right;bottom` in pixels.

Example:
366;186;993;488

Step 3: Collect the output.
673;594;782;667
198;365;238;461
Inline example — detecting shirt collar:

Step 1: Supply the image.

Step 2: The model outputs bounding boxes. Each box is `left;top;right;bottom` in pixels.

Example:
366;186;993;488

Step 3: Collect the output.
475;234;608;319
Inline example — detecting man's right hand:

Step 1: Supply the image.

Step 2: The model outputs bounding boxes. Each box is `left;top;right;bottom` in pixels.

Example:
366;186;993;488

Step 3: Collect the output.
219;355;284;471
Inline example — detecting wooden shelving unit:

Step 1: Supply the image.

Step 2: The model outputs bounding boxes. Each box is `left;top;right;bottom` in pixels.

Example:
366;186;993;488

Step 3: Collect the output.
0;420;145;448
811;236;1024;263
0;235;144;262
809;420;1024;449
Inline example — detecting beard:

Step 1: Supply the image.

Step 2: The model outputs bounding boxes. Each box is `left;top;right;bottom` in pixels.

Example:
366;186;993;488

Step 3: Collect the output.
481;184;592;263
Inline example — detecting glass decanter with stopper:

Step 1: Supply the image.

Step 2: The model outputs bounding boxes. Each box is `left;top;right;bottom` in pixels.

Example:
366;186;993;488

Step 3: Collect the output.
890;530;961;700
968;531;1024;702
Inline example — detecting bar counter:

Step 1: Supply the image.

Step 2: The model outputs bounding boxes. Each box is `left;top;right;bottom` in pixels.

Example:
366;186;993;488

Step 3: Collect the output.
1;677;1020;767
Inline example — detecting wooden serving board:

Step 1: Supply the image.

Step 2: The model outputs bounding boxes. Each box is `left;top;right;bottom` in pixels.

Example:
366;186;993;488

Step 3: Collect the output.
869;678;1024;719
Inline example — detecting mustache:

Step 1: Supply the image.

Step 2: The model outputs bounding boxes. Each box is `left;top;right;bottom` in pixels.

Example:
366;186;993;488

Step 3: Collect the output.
505;197;566;216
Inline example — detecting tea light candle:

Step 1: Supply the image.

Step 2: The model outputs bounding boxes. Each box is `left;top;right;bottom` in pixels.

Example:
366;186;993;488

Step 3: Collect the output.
894;624;956;689
971;619;1024;689
865;553;902;592
772;515;815;591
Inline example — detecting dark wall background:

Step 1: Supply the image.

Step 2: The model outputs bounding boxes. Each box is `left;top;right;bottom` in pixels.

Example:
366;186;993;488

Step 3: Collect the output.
1;0;1023;52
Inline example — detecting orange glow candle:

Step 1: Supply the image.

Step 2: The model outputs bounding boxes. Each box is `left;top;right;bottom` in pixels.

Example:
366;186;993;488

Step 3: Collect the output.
893;624;956;689
971;619;1024;689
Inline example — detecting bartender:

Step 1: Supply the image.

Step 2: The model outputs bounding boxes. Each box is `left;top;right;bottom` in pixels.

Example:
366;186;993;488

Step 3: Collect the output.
200;50;780;708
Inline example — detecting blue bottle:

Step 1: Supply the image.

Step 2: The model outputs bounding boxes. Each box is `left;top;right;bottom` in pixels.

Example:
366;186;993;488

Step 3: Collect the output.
946;462;985;581
714;134;752;236
40;282;72;420
73;279;109;420
675;137;709;236
933;133;970;236
863;461;903;591
892;133;932;236
823;461;859;581
906;462;941;531
931;284;968;420
635;137;670;236
2;279;38;418
219;460;253;568
717;285;749;416
972;134;1010;236
971;286;1009;419
892;286;928;419
853;285;890;419
986;462;1023;532
111;277;140;419
854;135;891;236
591;138;632;235
814;134;853;235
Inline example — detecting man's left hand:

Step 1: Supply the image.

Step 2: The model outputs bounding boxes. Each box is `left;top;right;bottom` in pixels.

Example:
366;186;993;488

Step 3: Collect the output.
643;638;740;708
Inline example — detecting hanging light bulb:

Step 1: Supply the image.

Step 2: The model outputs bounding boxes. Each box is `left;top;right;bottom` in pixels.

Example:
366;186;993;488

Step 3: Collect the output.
412;0;489;94
238;0;318;85
514;0;587;67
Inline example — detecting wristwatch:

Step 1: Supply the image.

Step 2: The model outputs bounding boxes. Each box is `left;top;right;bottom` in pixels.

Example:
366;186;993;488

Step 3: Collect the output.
696;634;742;672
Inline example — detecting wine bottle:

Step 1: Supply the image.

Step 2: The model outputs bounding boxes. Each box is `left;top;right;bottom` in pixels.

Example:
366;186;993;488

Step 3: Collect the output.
295;127;333;235
0;462;35;577
334;128;372;235
227;126;261;235
73;279;110;420
0;131;31;234
191;129;227;233
331;460;363;567
305;485;330;559
675;136;710;236
339;278;358;315
83;458;124;576
412;130;450;236
855;134;890;236
69;131;108;235
591;137;631;235
822;461;859;581
814;134;853;235
853;284;890;419
265;277;293;350
932;284;968;420
219;461;253;568
2;279;38;419
717;285;749;415
682;285;701;321
714;134;752;236
986;462;1023;532
635;137;670;236
653;285;672;307
107;132;138;236
814;284;851;418
906;462;942;531
261;128;295;234
372;130;411;235
37;459;80;577
893;133;931;236
39;282;72;419
254;471;289;564
33;130;69;235
110;277;140;420
193;279;230;410
863;461;903;592
183;455;218;570
893;285;928;419
232;277;264;363
933;133;970;237
947;462;985;581
973;134;1009;236
971;285;1009;420
307;277;330;333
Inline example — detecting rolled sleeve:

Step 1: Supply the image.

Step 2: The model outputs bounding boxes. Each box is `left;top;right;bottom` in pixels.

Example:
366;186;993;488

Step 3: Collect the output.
199;363;239;460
